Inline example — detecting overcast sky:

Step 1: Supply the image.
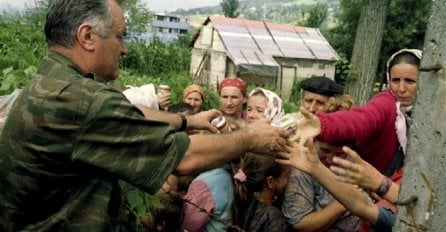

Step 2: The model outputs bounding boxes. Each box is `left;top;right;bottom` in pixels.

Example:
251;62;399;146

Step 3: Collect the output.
0;0;221;12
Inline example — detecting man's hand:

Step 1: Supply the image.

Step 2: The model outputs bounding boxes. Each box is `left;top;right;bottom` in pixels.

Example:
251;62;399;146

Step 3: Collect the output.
186;109;221;133
243;119;290;155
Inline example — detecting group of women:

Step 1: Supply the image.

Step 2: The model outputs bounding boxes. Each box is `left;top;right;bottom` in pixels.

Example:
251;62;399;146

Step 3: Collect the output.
152;48;422;231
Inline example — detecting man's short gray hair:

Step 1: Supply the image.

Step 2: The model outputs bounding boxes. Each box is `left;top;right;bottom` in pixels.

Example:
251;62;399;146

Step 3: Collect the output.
44;0;115;47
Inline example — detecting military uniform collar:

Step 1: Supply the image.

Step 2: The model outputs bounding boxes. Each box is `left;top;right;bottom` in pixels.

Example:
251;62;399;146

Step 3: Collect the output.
46;51;109;83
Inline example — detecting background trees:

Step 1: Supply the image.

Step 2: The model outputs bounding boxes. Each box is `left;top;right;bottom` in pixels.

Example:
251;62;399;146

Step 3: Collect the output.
344;0;389;105
220;0;241;18
0;0;433;105
326;0;431;102
121;0;152;33
297;3;328;28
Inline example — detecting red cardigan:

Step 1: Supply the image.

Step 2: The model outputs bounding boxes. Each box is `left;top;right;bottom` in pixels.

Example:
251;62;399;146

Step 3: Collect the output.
317;89;398;172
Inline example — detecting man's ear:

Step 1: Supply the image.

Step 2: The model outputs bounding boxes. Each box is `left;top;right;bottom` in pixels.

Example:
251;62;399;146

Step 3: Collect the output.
76;24;95;51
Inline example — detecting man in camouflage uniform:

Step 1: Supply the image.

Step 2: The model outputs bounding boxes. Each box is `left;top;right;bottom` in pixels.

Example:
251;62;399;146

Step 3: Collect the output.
0;0;289;231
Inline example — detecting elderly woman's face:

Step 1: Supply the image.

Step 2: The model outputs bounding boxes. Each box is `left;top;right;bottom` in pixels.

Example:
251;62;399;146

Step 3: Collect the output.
390;63;419;107
184;92;203;113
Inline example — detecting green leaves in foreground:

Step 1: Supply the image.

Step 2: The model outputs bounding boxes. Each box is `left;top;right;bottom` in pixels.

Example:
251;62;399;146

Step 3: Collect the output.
0;66;36;95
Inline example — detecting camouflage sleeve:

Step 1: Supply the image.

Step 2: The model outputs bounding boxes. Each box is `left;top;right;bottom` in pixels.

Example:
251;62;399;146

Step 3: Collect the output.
73;87;189;194
282;168;317;225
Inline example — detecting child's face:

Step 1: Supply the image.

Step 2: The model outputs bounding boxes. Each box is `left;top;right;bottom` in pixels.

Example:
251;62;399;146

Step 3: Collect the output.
273;167;290;195
317;142;348;167
161;175;178;192
247;95;267;124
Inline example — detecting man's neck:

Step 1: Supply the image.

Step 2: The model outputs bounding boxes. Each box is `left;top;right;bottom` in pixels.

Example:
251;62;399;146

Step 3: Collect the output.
49;45;91;76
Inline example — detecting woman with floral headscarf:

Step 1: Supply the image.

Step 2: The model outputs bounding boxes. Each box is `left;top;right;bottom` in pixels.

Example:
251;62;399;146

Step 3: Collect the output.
246;87;284;123
231;88;291;231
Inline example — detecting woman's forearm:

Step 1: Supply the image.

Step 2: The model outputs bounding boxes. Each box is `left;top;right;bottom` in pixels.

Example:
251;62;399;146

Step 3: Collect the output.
311;164;380;224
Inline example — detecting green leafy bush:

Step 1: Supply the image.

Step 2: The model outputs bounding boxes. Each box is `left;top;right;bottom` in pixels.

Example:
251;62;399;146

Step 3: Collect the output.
0;66;36;95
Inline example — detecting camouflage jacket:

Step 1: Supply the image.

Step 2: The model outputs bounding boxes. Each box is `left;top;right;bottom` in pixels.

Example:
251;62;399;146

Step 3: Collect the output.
0;51;189;231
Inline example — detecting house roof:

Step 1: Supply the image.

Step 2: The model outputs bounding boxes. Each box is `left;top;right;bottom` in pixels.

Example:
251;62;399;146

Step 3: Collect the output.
206;16;339;67
152;20;189;30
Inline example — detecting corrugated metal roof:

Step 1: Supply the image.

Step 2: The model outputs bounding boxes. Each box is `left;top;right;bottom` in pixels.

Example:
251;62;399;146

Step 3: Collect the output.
208;16;339;67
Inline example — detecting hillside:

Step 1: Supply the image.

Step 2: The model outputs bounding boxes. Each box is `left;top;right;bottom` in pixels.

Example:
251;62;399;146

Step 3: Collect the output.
173;0;340;28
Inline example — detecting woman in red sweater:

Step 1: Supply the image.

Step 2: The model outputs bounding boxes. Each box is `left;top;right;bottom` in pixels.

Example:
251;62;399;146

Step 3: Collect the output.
297;49;422;175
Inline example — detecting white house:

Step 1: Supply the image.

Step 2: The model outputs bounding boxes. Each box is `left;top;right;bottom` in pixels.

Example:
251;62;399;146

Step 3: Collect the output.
190;16;339;101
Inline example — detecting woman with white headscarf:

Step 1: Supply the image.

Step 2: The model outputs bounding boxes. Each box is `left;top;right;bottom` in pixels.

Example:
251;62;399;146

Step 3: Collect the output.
283;48;422;232
296;49;422;176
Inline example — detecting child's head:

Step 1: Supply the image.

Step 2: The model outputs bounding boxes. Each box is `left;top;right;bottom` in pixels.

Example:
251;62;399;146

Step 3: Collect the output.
324;94;355;113
168;102;195;115
161;174;179;193
150;190;185;232
317;94;355;166
177;175;195;197
232;153;289;226
237;153;289;195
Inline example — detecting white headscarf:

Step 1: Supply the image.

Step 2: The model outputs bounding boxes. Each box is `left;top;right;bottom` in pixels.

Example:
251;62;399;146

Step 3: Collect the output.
386;48;422;153
386;48;422;85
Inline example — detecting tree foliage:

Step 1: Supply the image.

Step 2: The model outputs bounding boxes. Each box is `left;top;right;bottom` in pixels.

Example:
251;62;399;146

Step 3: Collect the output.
0;15;46;94
379;0;430;80
297;3;328;28
325;0;431;89
345;0;389;105
121;0;152;34
220;0;240;18
121;36;191;77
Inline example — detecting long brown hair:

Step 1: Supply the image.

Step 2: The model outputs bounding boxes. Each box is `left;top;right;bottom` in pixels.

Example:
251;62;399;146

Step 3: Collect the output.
232;153;287;227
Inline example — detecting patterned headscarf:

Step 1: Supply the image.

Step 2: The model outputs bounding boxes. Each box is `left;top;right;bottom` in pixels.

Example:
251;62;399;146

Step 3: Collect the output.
248;87;284;121
182;84;205;102
219;77;247;96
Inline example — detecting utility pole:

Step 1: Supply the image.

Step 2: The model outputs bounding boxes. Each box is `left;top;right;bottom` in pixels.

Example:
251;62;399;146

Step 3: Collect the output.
394;0;446;230
262;0;266;21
